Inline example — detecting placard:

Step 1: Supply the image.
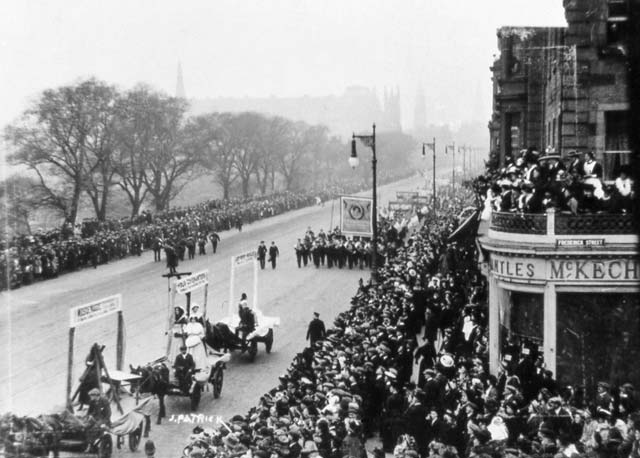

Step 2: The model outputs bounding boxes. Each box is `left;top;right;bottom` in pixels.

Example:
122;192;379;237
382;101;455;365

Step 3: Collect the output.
233;250;258;267
70;294;122;327
340;196;373;236
175;270;209;294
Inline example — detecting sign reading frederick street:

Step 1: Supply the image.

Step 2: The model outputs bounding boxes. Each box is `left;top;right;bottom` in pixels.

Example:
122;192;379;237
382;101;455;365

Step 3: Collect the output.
490;254;639;282
69;294;122;327
175;270;209;294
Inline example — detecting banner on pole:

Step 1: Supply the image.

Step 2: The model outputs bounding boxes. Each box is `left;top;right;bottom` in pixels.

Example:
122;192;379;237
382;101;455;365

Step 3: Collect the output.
70;294;122;328
396;191;419;201
175;270;209;294
340;196;373;236
233;250;258;267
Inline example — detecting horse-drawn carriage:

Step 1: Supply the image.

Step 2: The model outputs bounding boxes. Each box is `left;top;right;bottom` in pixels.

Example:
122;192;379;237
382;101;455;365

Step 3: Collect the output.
129;270;231;416
205;308;278;362
1;398;148;458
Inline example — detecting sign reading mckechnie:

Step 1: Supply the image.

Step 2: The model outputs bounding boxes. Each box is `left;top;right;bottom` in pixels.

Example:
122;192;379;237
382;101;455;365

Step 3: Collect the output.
490;254;639;282
340;196;373;237
175;270;209;294
70;294;122;328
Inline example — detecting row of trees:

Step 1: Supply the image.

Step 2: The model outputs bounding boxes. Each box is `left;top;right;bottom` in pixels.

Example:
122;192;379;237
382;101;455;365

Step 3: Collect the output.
4;78;417;226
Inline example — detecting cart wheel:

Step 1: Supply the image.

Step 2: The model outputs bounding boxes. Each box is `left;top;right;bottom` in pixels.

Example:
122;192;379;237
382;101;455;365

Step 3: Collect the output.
129;425;142;451
97;434;113;458
212;367;224;399
190;384;202;411
265;329;274;354
248;340;258;362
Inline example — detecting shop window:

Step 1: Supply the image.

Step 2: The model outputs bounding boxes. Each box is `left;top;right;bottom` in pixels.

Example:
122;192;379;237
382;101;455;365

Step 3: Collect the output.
604;110;631;180
557;292;640;397
499;290;544;358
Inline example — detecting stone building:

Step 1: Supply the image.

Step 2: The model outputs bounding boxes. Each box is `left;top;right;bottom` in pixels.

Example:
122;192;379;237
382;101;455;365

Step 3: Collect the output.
480;0;637;394
489;0;631;180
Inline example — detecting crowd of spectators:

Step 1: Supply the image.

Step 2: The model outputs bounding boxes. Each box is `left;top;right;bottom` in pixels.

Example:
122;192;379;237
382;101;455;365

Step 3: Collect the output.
475;148;634;217
0;173;412;291
179;183;639;458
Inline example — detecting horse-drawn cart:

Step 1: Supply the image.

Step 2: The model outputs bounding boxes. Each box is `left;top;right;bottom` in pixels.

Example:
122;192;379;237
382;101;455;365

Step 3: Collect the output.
1;398;148;458
206;309;279;362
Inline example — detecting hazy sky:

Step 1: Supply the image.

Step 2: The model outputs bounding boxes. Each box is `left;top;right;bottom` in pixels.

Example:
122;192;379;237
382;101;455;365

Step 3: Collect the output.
0;1;566;131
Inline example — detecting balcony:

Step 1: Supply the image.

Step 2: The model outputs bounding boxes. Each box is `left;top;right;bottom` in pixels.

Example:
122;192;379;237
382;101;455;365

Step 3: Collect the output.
487;210;638;248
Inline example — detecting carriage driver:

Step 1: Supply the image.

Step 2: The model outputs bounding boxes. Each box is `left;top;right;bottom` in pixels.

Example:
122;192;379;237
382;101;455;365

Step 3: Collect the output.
84;388;112;451
173;345;195;392
237;293;256;350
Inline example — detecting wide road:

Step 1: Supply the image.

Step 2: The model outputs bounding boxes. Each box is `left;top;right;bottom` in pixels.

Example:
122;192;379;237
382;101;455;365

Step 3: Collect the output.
0;175;424;457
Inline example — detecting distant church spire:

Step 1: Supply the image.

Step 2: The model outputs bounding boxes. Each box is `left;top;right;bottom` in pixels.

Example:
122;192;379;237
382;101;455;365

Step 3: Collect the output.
176;62;186;99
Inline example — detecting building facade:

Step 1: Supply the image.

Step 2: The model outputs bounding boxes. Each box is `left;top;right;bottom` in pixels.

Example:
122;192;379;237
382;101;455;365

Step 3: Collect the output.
481;0;638;394
489;0;631;180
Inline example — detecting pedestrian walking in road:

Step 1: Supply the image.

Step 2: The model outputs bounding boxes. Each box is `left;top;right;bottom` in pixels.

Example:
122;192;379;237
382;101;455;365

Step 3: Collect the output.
294;239;304;268
165;243;178;274
257;241;267;269
306;312;326;347
268;242;279;269
209;232;220;253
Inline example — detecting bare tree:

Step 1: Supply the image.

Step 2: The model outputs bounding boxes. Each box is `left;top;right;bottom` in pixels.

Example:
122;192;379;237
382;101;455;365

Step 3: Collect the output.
5;79;114;224
255;116;290;195
229;112;262;198
0;175;49;235
279;122;328;191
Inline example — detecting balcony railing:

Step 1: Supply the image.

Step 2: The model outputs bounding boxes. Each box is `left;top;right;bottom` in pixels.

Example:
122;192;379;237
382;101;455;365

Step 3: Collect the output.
490;211;636;236
490;212;547;234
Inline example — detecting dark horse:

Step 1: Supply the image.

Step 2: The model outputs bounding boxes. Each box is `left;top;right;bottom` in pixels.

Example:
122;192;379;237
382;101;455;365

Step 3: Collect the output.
204;320;242;352
129;362;170;430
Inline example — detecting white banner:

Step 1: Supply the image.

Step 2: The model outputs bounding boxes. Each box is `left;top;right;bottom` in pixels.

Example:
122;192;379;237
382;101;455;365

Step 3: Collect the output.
233;250;257;267
175;270;209;294
340;196;373;237
70;294;122;328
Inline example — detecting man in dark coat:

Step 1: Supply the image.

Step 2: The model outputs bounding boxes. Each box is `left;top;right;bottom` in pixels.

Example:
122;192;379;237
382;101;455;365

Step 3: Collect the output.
268;242;279;269
257;241;267;269
306;312;326;347
209;232;220;253
173;345;195;392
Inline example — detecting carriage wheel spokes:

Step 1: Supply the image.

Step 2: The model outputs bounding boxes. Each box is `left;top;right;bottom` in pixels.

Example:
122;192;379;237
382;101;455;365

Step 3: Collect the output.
212;367;224;399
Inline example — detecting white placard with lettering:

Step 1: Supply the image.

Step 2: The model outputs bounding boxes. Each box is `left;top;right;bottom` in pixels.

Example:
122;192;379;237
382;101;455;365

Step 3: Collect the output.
70;294;122;327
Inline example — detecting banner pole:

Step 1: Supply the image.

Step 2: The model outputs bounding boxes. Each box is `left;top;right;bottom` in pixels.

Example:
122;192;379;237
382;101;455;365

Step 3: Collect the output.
66;327;75;412
229;256;235;318
253;258;259;312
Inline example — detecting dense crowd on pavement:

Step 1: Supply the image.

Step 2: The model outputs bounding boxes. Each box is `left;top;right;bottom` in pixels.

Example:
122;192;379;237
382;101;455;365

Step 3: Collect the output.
0;172;411;291
178;182;639;458
475;148;634;216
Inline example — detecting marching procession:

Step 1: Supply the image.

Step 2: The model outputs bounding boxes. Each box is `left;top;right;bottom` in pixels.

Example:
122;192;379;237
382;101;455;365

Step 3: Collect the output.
3;0;638;457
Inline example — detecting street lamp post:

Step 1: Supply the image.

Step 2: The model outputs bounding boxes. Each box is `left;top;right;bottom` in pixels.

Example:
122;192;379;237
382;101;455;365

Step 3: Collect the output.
447;141;456;187
350;123;377;278
422;138;437;214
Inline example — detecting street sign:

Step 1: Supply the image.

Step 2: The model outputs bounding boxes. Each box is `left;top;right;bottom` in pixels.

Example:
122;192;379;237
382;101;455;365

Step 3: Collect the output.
556;238;605;248
69;294;122;328
175;270;209;294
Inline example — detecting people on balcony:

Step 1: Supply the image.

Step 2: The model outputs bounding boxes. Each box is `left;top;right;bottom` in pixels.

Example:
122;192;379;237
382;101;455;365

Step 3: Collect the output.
481;148;633;217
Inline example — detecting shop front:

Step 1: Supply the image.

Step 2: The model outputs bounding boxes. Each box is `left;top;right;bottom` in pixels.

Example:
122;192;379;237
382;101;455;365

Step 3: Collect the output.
484;250;640;393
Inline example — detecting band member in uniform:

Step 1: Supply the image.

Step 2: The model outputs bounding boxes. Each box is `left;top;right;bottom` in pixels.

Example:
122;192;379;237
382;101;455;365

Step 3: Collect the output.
268;242;280;269
257;241;267;269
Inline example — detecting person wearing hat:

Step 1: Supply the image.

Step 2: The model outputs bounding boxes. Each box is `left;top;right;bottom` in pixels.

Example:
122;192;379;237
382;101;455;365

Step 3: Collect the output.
173;345;195;392
268;241;279;269
567;151;584;178
257;241;268;269
306;312;326;348
86;387;111;426
144;440;156;458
